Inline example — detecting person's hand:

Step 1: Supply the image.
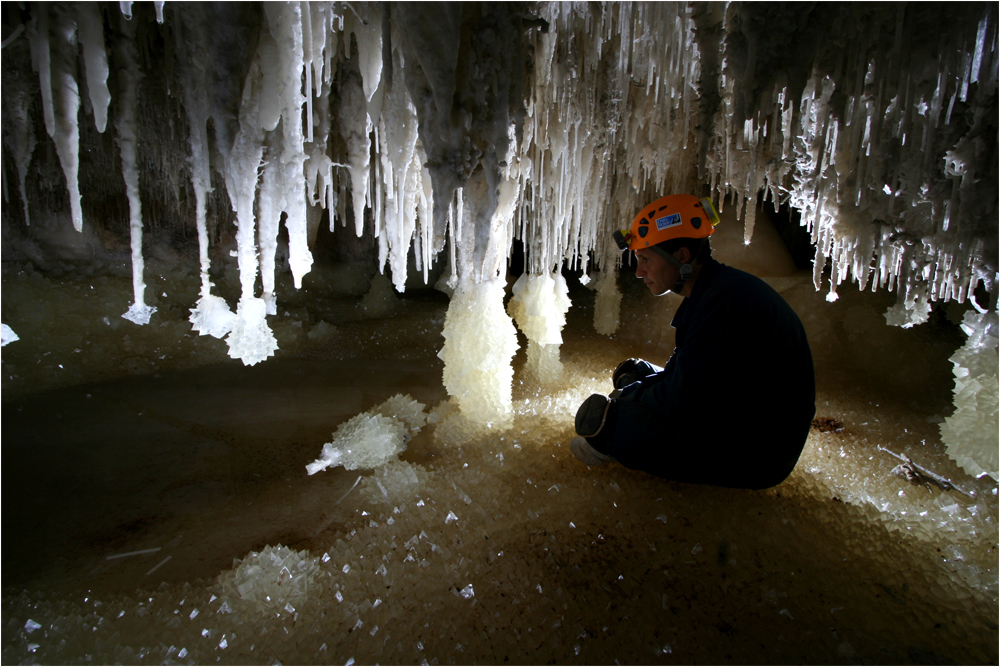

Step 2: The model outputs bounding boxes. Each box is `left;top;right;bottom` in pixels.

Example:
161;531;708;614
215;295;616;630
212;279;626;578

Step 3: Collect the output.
613;358;650;389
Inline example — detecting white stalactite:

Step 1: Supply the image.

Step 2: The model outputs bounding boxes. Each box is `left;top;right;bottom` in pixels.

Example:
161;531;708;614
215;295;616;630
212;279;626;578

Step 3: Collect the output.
115;17;155;326
375;39;432;293
337;49;374;238
257;140;284;316
223;57;277;366
28;5;84;232
336;3;384;239
3;63;38;227
177;5;237;339
76;2;111;134
705;4;998;322
261;1;314;292
5;2;996;434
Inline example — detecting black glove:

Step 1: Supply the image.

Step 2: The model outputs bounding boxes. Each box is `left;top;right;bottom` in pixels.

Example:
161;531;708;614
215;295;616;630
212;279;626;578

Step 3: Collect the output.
612;358;661;389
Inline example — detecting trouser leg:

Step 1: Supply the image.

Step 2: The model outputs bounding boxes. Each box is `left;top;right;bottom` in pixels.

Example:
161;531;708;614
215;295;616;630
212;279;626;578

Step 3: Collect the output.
602;401;811;489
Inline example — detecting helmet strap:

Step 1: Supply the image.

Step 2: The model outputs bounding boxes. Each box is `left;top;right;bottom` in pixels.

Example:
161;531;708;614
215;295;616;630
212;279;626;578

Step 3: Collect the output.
651;245;693;292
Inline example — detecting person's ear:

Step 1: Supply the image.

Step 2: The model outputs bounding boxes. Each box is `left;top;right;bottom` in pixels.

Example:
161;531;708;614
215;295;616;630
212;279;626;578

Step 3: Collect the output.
676;247;692;264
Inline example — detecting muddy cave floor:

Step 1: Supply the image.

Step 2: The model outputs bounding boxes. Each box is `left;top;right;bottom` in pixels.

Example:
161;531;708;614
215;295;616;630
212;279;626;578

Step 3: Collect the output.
1;271;998;665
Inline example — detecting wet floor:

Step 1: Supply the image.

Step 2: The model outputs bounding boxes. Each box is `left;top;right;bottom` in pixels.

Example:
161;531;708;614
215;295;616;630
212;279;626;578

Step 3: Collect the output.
1;274;997;665
2;356;448;594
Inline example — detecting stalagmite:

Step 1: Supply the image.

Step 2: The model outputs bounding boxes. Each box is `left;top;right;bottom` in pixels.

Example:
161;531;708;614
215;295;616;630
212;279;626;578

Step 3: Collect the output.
591;266;623;337
307;394;427;474
391;4;526;436
940;310;999;480
508;272;571;384
359;273;398;317
436;276;519;441
215;545;321;618
1;324;18;346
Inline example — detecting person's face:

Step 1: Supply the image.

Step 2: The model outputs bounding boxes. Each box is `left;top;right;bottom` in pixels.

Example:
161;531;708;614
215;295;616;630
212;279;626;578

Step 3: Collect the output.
634;247;678;296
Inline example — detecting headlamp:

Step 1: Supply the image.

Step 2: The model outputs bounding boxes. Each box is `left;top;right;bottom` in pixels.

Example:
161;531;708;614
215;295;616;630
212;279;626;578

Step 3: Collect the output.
613;229;631;251
698;197;721;226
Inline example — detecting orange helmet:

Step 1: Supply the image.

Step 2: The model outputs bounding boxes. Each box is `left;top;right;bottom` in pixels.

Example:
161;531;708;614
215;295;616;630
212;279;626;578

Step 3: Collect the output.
614;194;720;251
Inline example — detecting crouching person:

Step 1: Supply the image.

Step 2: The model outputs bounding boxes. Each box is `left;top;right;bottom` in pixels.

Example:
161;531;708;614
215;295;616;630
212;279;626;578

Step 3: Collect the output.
571;194;816;490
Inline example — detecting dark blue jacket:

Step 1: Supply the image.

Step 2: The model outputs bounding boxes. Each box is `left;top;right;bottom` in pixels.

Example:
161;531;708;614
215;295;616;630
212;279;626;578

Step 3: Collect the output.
604;258;815;489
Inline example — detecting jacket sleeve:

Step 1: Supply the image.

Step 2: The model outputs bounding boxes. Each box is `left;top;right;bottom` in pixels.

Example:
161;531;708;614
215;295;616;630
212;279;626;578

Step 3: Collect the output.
605;282;773;462
633;284;745;413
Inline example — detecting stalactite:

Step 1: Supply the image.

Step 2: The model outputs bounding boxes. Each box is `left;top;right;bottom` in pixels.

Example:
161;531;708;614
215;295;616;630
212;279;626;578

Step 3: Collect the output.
1;2;996;456
76;2;110;134
27;4;84;232
223;53;275;366
115;14;155;326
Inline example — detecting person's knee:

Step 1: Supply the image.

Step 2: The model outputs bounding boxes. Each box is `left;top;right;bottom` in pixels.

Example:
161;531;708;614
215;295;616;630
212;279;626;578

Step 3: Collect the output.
574;393;617;453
